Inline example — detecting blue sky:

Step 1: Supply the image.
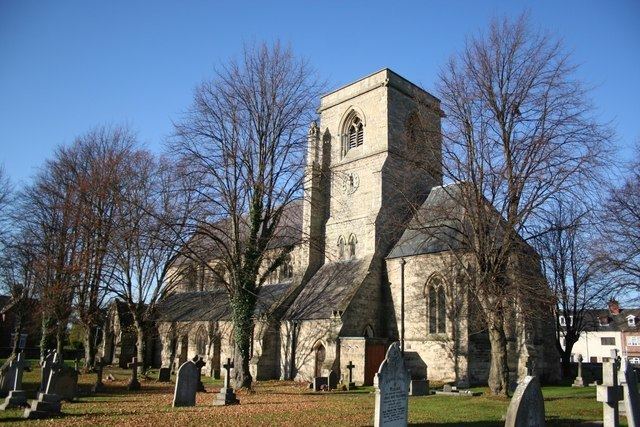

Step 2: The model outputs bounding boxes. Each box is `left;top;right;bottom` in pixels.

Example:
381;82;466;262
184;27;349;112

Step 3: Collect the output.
1;0;638;185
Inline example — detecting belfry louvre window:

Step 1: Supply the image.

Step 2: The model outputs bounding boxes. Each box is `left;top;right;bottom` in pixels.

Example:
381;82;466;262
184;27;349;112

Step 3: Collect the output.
348;117;364;149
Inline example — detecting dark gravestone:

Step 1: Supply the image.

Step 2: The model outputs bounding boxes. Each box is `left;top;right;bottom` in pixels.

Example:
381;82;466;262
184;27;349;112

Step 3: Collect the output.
328;370;339;390
45;366;78;401
346;361;356;390
213;358;239;406
172;361;198;407
92;357;106;393
0;355;16;397
313;377;327;392
0;353;30;409
505;376;545;427
158;367;171;382
192;356;206;392
127;357;141;391
622;358;640;427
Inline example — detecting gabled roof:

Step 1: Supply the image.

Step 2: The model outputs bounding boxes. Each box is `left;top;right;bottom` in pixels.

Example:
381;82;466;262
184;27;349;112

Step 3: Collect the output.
387;184;467;259
568;308;640;333
283;255;373;320
157;282;292;323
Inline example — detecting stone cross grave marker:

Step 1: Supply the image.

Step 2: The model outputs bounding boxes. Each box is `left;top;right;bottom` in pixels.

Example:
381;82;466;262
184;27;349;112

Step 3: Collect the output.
24;353;63;419
192;355;206;392
572;354;585;387
622;358;640;427
213;358;239;406
0;353;30;409
92;357;106;393
505;375;546;427
39;350;57;392
597;350;623;427
127;357;141;391
172;360;199;407
346;361;356;390
374;342;409;427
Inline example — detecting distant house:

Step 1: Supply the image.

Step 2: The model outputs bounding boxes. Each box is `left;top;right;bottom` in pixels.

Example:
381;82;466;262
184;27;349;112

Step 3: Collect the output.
0;295;42;357
559;300;640;364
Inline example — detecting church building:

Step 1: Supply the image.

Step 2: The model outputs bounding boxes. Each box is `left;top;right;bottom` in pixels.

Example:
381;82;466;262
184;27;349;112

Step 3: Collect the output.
155;69;559;387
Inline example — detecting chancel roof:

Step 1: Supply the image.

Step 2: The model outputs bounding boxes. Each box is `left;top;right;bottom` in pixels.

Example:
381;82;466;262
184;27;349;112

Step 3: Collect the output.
283;255;373;320
387;184;467;259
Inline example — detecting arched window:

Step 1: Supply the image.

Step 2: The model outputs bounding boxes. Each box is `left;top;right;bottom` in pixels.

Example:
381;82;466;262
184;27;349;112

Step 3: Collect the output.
337;236;346;260
426;276;446;334
348;234;357;259
341;112;365;156
196;327;207;356
280;254;293;281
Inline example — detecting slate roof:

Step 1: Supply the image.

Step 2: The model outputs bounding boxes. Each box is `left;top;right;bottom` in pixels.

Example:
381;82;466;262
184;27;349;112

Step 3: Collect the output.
157;282;292;322
283;255;374;320
564;308;640;333
387;184;467;259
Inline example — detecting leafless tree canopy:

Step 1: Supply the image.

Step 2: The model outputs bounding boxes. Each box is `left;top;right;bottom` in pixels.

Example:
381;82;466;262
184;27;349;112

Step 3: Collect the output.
432;15;613;394
598;144;640;291
171;42;323;388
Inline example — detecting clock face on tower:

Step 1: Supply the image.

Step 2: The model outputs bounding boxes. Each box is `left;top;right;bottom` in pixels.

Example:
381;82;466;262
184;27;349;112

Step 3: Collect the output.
341;172;360;195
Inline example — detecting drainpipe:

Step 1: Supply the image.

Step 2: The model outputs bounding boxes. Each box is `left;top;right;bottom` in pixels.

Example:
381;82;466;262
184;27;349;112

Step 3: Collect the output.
400;258;406;356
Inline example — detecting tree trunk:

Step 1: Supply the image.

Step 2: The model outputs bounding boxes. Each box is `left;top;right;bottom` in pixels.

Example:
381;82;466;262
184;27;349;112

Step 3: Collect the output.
134;317;146;374
559;339;576;379
83;326;96;370
231;288;256;389
55;322;65;355
487;319;510;396
40;316;55;360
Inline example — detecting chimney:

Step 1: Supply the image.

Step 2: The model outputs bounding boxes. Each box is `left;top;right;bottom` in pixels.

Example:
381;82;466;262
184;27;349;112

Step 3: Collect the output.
608;299;621;316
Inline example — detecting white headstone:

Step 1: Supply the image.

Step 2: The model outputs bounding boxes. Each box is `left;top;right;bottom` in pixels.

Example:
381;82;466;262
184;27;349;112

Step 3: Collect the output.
173;361;199;407
505;375;546;427
374;342;409;427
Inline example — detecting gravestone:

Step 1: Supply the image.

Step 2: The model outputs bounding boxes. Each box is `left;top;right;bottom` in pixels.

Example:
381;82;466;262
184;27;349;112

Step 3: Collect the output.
45;365;78;401
0;355;16;397
192;355;206;392
127;357;141;391
313;376;328;391
172;360;199;407
24;353;63;419
622;359;640;427
505;375;546;427
346;361;356;390
158;367;171;382
213;358;239;406
374;342;409;427
573;354;585;387
0;353;30;409
39;350;57;392
92;357;106;393
597;351;623;427
409;379;429;396
328;370;339;390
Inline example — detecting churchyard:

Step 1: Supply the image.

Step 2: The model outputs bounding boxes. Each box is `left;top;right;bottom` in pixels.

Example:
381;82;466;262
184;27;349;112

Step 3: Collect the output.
0;357;620;426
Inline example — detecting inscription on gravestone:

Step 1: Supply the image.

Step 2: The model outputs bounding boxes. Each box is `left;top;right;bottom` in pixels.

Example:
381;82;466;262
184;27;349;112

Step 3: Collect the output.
374;342;409;427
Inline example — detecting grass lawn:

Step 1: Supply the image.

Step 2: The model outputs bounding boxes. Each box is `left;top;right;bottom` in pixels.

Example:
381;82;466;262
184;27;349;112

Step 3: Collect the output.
0;361;619;426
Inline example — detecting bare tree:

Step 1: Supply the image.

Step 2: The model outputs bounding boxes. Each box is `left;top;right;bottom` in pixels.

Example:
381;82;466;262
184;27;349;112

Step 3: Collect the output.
109;154;196;372
171;42;323;388
432;15;613;394
598;144;640;291
533;199;609;376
